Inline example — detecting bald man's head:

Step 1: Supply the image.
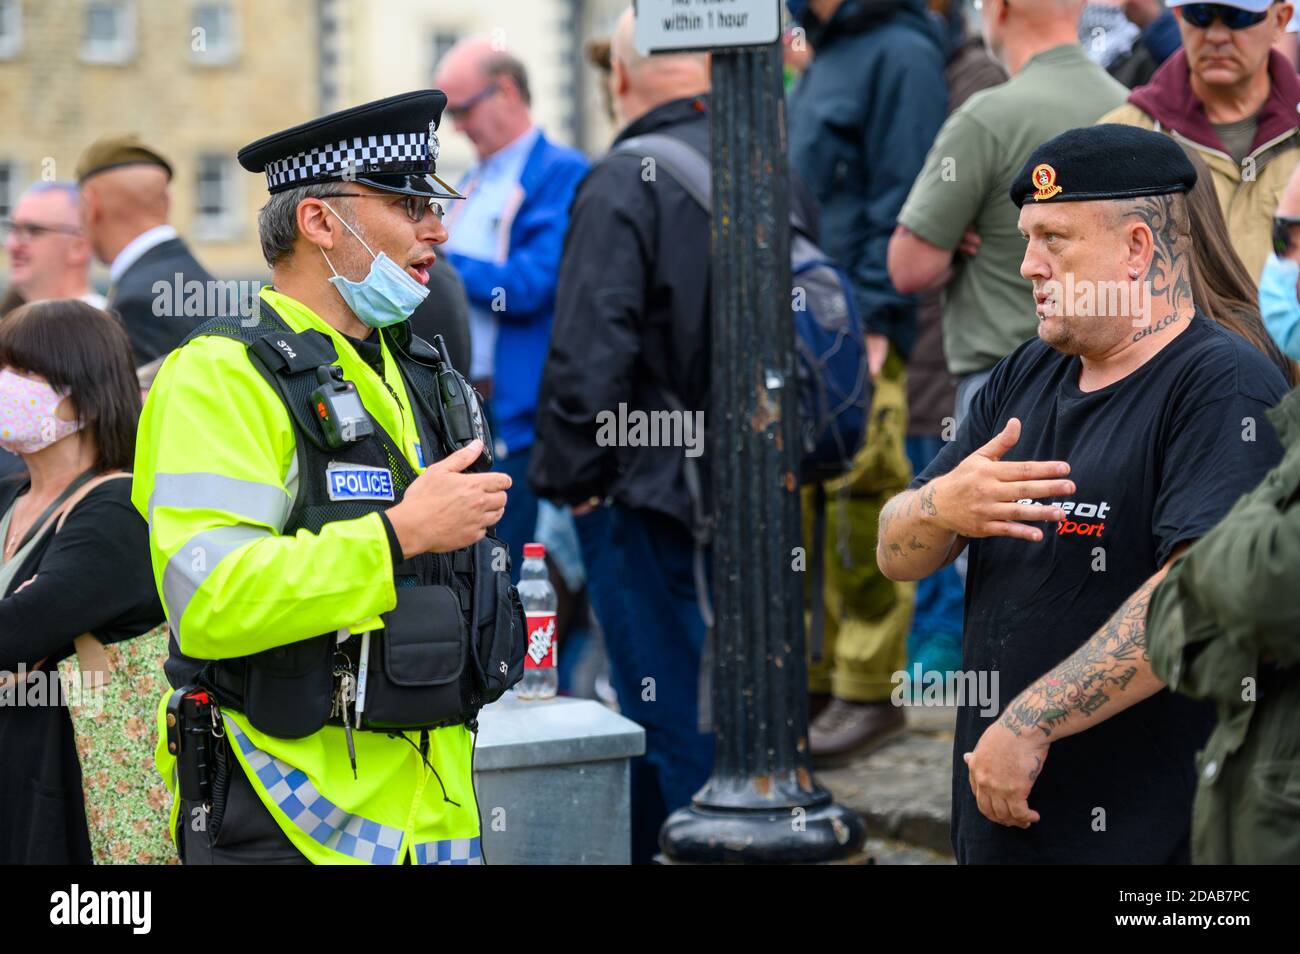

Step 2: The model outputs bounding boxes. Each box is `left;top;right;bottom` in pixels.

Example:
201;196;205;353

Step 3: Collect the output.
434;36;534;159
79;163;171;265
609;7;709;127
980;0;1085;73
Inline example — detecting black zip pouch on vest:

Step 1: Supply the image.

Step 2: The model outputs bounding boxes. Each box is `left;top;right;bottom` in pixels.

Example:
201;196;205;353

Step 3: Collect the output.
357;584;469;730
468;534;527;703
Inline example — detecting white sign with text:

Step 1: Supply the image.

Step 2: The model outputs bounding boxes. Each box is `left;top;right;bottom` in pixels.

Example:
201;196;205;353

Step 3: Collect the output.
634;0;782;54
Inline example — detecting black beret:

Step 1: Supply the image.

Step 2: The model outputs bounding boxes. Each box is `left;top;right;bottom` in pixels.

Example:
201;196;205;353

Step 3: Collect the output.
237;90;460;198
76;135;173;183
1010;124;1197;208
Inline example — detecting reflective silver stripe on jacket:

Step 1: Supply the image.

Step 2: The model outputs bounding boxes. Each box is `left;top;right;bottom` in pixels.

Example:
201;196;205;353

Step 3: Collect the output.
149;472;294;638
149;471;292;531
162;525;270;639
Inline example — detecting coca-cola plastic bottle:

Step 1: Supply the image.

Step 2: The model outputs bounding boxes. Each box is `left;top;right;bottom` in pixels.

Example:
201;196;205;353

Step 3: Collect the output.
516;543;557;700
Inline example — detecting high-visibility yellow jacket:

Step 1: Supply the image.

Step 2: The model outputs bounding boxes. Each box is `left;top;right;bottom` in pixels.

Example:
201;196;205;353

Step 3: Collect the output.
134;287;481;865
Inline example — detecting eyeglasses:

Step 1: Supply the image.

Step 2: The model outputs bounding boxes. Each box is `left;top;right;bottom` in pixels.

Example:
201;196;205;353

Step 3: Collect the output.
1179;3;1271;30
0;219;82;241
320;193;445;223
1273;215;1300;256
445;83;500;120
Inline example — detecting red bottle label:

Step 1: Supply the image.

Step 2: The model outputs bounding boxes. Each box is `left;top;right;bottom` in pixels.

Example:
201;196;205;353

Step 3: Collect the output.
524;613;557;670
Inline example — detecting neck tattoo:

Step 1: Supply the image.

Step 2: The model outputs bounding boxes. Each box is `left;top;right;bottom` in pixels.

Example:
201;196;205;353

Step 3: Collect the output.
1131;311;1182;343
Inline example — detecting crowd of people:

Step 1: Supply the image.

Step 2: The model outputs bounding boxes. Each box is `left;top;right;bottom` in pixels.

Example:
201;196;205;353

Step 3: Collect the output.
0;0;1298;865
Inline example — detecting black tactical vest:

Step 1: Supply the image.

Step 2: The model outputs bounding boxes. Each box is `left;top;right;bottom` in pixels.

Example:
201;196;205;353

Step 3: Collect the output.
163;299;525;738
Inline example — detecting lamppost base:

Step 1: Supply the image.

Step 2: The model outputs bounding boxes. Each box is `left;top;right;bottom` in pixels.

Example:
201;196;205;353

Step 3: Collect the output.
657;800;867;865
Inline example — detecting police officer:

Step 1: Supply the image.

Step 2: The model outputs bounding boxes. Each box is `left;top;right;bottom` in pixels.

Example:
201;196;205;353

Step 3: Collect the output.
133;91;521;864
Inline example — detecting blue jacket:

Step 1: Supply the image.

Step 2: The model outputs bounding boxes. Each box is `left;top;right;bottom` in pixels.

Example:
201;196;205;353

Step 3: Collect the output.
787;0;947;357
445;132;589;454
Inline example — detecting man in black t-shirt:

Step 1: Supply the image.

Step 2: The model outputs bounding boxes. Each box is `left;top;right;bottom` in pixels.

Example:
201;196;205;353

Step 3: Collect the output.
877;125;1289;863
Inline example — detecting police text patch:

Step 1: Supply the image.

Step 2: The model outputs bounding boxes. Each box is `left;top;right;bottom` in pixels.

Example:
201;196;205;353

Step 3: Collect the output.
326;463;395;501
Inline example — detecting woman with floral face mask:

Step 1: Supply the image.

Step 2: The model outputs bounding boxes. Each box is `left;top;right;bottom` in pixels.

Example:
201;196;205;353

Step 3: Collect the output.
0;300;164;865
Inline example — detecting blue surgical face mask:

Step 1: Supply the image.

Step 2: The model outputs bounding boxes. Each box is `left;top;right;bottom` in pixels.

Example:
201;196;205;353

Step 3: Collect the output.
320;199;429;329
1258;253;1300;361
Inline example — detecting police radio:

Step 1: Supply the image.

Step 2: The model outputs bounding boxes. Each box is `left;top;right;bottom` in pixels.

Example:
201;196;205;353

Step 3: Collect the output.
429;334;493;473
311;365;375;448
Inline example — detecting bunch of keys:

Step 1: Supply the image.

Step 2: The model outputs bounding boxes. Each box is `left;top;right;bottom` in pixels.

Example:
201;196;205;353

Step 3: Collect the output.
332;656;358;779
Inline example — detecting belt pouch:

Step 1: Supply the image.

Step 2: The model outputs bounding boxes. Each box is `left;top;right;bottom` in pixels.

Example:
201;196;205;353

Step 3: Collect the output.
241;634;334;738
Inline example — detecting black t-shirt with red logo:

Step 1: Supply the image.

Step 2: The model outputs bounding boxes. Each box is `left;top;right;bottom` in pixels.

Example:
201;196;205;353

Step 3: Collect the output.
912;316;1288;864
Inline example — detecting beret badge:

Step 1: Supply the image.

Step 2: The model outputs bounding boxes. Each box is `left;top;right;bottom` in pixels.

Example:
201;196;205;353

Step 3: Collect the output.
1032;163;1062;202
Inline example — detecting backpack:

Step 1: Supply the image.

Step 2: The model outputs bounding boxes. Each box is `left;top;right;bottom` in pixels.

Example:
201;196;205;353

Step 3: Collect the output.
613;133;871;483
610;134;873;665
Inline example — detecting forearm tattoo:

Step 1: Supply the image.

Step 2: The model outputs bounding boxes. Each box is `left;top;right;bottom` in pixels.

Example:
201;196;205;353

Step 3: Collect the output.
920;483;938;517
999;576;1158;739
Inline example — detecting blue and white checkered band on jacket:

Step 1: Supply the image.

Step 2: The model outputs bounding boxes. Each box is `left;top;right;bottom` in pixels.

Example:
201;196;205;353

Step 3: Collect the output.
263;130;438;190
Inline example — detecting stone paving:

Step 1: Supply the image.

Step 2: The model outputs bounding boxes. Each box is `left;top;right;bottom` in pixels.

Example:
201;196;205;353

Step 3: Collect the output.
817;704;957;863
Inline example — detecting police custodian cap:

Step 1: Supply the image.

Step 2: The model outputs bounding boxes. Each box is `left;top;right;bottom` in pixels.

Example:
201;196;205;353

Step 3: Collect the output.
237;90;461;199
1010;124;1197;208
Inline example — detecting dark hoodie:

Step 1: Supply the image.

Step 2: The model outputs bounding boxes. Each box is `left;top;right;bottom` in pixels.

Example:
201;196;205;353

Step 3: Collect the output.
787;0;948;357
1128;48;1300;157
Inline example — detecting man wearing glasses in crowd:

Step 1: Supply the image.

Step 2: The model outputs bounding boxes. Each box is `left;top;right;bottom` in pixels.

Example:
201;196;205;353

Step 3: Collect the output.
432;38;589;578
0;181;106;477
1;181;105;317
1102;0;1300;279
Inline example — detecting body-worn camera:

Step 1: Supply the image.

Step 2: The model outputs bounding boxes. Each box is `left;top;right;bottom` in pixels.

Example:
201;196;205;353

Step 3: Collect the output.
311;365;375;448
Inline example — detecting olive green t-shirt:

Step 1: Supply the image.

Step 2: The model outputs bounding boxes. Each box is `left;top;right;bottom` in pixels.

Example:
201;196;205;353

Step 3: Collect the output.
898;43;1128;375
1212;112;1260;166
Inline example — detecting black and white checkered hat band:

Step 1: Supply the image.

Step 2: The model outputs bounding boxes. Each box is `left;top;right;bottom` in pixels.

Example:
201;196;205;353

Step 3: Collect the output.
264;131;435;190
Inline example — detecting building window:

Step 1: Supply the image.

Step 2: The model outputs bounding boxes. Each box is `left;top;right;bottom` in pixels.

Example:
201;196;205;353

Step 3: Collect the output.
430;31;461;76
81;0;136;64
194;154;239;239
190;0;239;65
0;0;22;60
0;161;17;220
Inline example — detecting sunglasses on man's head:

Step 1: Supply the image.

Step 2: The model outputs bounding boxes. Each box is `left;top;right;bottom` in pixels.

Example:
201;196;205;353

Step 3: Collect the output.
1273;215;1300;256
1179;3;1272;30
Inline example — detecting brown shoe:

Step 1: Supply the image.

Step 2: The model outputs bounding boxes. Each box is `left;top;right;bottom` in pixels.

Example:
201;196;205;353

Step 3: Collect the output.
809;699;905;766
808;692;833;722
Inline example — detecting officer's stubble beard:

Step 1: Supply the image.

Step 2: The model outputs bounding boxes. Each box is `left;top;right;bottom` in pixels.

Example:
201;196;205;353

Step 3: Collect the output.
321;199;389;327
327;203;379;286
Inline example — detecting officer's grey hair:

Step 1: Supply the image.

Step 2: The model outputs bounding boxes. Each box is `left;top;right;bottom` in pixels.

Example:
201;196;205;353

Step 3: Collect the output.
483;52;531;107
257;182;343;268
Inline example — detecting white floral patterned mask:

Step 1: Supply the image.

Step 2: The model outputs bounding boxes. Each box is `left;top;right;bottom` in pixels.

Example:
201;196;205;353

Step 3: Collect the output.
0;369;83;454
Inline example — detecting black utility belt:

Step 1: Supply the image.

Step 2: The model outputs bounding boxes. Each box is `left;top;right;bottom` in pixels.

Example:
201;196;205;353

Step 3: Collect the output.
206;574;525;739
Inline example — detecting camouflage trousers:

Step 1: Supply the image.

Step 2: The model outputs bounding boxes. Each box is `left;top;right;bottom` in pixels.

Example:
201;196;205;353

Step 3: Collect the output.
803;347;914;703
